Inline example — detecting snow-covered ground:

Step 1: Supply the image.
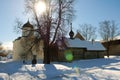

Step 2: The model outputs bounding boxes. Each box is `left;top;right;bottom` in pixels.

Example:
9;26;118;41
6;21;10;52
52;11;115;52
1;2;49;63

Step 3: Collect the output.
0;57;120;80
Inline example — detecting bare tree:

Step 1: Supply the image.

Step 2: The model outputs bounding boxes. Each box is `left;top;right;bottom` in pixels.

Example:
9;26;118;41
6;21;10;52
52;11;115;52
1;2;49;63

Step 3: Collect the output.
99;20;120;41
0;42;2;46
99;20;120;57
78;24;96;41
14;18;23;34
0;42;3;50
18;0;75;64
110;21;120;40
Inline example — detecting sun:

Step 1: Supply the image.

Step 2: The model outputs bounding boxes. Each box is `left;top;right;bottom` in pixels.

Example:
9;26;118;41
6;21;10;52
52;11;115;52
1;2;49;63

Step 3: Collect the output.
35;1;46;15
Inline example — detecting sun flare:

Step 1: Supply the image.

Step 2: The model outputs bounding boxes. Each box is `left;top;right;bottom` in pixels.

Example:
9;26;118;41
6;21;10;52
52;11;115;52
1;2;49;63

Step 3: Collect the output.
35;1;46;15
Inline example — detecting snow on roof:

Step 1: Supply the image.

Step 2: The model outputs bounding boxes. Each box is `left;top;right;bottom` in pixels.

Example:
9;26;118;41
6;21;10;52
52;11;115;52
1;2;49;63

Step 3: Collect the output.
0;50;4;53
101;36;120;42
65;38;85;48
113;36;120;40
85;41;106;51
65;38;106;51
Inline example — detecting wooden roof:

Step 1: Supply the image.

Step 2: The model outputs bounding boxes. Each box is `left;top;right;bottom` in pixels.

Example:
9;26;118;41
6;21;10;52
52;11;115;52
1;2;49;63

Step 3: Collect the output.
74;32;85;40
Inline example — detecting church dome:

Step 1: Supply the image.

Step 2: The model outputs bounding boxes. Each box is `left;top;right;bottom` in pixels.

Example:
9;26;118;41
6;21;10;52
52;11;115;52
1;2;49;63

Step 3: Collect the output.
22;20;33;29
69;23;74;39
69;30;74;39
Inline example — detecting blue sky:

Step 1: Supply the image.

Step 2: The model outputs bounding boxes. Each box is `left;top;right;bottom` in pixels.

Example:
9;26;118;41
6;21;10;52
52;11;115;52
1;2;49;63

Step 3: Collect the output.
0;0;25;43
73;0;120;28
0;0;120;48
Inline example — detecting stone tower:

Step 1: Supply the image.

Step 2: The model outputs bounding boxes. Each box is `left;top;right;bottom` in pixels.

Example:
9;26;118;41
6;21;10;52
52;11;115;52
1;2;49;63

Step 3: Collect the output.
22;20;34;38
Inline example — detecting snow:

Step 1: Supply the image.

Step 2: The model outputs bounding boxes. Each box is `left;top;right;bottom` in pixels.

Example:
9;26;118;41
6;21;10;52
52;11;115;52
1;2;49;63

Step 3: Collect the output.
2;42;13;50
0;57;120;80
113;36;120;40
65;38;106;51
65;38;85;48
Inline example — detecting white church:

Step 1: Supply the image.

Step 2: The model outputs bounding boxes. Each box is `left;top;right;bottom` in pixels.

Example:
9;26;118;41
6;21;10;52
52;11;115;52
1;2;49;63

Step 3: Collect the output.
13;21;44;61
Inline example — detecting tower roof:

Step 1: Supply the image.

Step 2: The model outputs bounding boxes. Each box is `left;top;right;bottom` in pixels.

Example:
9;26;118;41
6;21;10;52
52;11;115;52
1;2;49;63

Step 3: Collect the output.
22;20;33;29
69;23;74;39
69;30;74;37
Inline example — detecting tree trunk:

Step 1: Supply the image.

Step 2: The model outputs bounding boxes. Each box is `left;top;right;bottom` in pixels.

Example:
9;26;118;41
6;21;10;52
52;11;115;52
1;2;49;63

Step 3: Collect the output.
43;18;51;64
107;49;109;58
107;41;110;58
43;41;50;64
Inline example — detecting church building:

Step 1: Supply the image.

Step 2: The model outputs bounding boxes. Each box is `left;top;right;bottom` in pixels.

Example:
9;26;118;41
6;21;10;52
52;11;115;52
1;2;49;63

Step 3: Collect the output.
56;24;106;61
13;21;106;62
13;21;44;61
